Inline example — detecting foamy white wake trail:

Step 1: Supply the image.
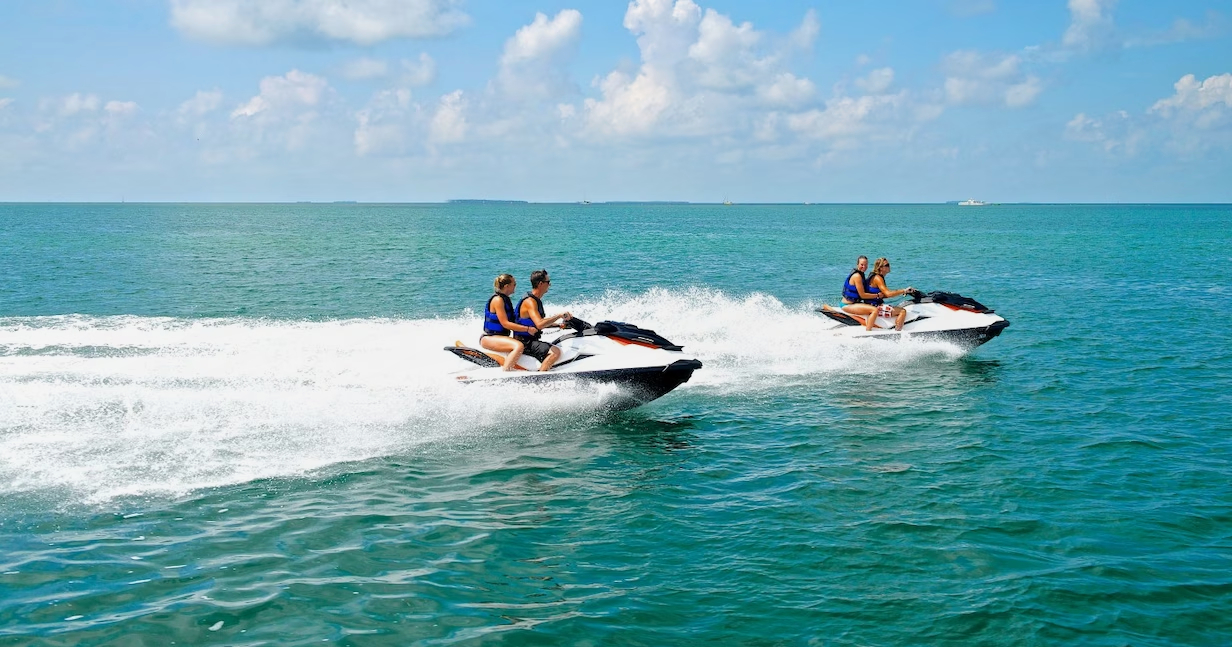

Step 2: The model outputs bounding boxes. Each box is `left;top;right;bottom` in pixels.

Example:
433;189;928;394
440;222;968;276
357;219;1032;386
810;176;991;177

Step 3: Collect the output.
0;289;963;502
566;287;966;391
0;315;612;503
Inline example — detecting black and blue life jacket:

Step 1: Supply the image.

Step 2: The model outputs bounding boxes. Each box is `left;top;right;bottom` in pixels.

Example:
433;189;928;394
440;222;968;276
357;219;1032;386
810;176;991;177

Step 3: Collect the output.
842;270;867;302
483;293;517;335
514;293;545;341
865;276;884;306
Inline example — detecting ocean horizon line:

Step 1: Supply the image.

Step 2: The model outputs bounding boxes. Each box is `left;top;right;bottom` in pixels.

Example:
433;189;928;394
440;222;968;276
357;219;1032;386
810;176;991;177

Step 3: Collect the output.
3;200;1232;206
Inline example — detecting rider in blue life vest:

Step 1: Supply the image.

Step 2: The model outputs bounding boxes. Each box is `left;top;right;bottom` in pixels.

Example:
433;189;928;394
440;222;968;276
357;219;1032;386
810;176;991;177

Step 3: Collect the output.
480;274;538;371
841;255;870;303
515;269;572;371
863;257;914;331
823;255;880;319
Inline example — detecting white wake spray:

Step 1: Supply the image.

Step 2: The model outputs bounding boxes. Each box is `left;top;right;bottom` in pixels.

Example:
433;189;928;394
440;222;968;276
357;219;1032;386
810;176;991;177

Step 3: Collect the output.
570;286;965;389
0;289;963;502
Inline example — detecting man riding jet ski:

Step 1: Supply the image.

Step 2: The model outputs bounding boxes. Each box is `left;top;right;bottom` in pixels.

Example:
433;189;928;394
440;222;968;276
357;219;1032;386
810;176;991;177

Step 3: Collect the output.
445;317;703;410
818;290;1010;347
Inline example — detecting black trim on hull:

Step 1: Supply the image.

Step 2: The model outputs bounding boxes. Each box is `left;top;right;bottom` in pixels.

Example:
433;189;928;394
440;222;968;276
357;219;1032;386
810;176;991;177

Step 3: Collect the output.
819;309;862;326
461;359;703;411
864;320;1009;347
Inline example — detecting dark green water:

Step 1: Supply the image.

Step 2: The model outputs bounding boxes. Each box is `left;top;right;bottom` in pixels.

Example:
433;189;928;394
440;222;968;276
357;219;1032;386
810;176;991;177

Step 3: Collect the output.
1;203;1230;645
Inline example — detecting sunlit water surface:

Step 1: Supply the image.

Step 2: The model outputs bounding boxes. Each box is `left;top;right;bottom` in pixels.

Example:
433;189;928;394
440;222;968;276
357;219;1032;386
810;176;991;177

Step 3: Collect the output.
1;203;1229;645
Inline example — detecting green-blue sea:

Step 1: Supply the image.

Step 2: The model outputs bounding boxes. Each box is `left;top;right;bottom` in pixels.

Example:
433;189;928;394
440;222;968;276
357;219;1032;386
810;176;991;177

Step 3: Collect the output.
1;203;1230;645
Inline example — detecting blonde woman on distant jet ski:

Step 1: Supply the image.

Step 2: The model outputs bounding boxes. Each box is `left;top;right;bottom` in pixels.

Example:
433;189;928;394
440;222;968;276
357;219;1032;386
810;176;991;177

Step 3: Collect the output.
863;257;914;331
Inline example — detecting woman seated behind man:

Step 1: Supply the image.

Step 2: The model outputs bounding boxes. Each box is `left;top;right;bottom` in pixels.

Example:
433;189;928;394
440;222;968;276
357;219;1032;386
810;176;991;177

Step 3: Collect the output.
480;274;541;371
836;255;878;317
863;257;914;331
822;255;881;319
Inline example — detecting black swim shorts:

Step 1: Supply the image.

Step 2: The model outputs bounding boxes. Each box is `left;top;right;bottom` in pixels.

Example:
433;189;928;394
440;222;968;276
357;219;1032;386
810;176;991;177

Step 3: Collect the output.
521;338;555;362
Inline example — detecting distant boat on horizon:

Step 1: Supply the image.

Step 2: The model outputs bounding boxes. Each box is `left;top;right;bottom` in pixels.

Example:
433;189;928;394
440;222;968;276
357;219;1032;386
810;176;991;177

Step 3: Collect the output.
958;199;988;206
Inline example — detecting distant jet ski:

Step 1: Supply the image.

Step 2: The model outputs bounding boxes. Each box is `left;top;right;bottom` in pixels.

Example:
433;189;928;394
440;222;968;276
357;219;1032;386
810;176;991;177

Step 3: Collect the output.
445;318;702;410
818;290;1009;347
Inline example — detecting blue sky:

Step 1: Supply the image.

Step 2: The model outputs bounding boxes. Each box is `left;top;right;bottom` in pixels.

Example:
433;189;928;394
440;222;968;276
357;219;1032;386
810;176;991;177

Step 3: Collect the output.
0;0;1229;202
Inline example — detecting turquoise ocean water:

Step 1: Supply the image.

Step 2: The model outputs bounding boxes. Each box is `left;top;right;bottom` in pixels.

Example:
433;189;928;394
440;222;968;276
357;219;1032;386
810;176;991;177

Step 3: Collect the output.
1;203;1230;645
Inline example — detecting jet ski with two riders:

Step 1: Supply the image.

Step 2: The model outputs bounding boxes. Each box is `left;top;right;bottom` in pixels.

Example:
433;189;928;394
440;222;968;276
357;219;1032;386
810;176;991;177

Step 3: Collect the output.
818;257;1009;347
444;316;703;410
818;289;1009;347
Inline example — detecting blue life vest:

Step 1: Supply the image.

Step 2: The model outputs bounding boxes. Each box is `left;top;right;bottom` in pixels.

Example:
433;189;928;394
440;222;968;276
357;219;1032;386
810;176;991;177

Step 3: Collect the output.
865;277;884;306
514;293;545;341
842;270;867;302
483;293;517;335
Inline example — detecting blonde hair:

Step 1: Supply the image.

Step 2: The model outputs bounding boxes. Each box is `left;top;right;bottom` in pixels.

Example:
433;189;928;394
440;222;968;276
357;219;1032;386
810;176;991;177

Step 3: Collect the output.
494;274;515;291
872;257;891;275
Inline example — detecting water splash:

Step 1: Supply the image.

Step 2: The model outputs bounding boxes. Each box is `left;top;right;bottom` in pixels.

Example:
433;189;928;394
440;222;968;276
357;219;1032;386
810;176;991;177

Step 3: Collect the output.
0;288;966;502
571;286;967;389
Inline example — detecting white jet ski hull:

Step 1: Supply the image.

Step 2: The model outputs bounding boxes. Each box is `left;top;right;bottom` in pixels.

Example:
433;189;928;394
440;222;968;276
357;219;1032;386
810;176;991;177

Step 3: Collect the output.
445;320;702;410
818;291;1010;348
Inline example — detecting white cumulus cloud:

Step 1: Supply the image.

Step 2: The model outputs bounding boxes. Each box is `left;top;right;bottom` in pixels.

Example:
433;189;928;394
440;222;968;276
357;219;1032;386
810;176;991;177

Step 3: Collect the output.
179;89;224;118
625;0;703;62
1149;73;1232;117
1062;0;1117;50
1146;73;1232;152
232;70;330;118
758;73;815;107
786;92;906;142
579;0;698;136
496;10;583;100
218;70;337;156
59;93;101;116
584;69;674;136
429;90;467;144
581;0;820;138
788;9;820;50
1064;110;1139;154
502;10;583;66
400;54;437;87
687;9;766;91
1068;73;1232;157
1004;76;1043;108
942;51;1042;108
355;88;419;156
20;93;152;154
855;67;894;94
169;0;470;46
105;101;139;115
